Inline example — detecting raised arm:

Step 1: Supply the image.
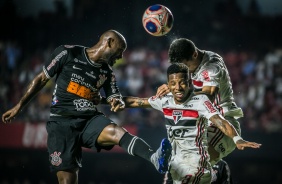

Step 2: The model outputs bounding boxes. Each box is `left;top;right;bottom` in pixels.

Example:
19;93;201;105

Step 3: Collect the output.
2;71;49;123
209;114;261;150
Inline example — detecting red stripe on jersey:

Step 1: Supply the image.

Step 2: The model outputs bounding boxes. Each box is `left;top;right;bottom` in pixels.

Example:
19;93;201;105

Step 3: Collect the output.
192;80;203;87
163;108;199;118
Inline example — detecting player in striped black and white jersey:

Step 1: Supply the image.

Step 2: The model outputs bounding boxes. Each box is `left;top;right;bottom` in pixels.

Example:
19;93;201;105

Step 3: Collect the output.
156;38;244;166
111;63;261;184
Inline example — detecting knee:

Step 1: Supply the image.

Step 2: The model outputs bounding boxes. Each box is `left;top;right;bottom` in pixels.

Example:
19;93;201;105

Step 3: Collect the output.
102;124;126;142
57;169;78;184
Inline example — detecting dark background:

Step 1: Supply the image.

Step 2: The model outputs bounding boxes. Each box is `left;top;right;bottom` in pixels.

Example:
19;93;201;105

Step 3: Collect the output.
0;0;282;183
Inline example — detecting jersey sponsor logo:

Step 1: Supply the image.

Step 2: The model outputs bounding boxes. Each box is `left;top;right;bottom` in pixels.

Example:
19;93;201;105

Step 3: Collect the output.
96;74;107;88
67;81;97;100
191;97;199;100
73;99;96;111
202;70;210;81
85;71;96;79
74;58;87;65
204;101;217;113
73;65;82;70
218;143;226;153
183;104;193;108
47;59;57;71
172;110;183;123
168;126;190;138
50;151;62;166
47;50;67;70
70;73;96;91
100;69;108;74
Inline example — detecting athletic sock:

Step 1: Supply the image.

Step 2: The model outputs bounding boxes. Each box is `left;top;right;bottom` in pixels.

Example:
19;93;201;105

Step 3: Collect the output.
119;132;154;162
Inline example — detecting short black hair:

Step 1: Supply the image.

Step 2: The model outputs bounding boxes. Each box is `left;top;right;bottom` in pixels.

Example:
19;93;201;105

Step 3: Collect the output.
167;63;189;80
168;38;196;63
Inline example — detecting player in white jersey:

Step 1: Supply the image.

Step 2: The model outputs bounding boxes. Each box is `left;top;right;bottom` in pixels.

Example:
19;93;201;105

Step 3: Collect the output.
110;63;261;184
156;38;243;166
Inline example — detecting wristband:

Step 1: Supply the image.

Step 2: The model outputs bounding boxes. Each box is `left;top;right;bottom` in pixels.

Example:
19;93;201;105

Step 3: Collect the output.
233;136;243;144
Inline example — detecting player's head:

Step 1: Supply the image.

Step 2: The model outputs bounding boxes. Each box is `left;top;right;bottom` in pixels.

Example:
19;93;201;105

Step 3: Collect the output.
167;63;190;104
168;38;199;72
98;30;127;66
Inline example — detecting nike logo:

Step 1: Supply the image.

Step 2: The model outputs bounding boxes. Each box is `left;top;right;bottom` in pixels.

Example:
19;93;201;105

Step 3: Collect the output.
73;65;82;70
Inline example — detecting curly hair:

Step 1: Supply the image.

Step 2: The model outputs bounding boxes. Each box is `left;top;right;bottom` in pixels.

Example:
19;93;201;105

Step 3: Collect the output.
168;38;196;63
167;63;189;79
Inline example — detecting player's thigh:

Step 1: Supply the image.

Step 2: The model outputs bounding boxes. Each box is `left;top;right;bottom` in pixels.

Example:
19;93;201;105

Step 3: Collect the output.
207;117;241;163
81;114;123;151
46;119;82;172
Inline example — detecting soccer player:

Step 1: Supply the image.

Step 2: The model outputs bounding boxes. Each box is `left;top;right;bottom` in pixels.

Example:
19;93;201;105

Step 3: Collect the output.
111;63;261;184
1;30;171;184
156;38;244;166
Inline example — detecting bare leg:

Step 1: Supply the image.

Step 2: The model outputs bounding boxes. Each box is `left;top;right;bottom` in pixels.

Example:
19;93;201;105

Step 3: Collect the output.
57;169;78;184
97;123;126;146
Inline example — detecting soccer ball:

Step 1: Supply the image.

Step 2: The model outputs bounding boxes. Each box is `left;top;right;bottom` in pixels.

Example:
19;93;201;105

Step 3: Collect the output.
142;4;174;36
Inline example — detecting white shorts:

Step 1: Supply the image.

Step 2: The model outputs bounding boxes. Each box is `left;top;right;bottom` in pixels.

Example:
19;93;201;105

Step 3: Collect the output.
207;116;241;165
169;154;212;184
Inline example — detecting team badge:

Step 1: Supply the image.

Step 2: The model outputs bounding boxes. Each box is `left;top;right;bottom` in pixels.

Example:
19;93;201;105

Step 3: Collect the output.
50;151;62;166
172;110;183;124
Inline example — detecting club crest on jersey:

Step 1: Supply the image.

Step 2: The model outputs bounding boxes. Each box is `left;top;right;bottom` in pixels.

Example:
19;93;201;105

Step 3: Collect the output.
172;110;183;124
50;151;62;166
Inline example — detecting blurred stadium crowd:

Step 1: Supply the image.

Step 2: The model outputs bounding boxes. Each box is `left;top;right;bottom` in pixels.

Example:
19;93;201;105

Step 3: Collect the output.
1;0;281;133
1;0;282;184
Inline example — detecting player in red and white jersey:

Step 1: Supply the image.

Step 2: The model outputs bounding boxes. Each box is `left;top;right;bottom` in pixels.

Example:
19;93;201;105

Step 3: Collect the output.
156;38;243;166
111;63;261;184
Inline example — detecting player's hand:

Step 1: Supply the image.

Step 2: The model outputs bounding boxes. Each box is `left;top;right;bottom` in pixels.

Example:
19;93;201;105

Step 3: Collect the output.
91;91;102;105
155;84;170;98
2;104;21;123
109;98;125;112
235;139;262;150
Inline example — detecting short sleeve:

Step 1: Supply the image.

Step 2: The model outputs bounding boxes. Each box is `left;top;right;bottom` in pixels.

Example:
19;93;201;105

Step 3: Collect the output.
198;63;221;87
196;95;220;120
43;45;68;79
148;96;163;112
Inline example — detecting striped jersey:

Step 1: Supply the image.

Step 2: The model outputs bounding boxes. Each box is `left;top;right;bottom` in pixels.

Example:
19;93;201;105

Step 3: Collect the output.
191;51;243;118
148;93;221;168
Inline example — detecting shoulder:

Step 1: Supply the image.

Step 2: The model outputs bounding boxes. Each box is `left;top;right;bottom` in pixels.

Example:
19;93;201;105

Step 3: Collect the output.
149;93;173;104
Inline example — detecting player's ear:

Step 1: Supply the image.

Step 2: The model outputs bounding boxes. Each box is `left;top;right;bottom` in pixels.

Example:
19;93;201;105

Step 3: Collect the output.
107;37;114;48
192;51;198;60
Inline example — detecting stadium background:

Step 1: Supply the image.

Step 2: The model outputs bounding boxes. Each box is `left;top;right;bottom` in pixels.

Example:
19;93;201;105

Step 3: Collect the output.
0;0;282;183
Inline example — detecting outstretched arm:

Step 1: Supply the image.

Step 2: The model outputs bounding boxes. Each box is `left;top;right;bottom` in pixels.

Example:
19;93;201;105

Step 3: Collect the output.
2;71;49;123
102;96;152;112
209;114;261;150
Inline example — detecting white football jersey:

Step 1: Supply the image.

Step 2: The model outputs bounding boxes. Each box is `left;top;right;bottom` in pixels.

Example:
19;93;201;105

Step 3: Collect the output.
148;93;220;169
191;51;243;118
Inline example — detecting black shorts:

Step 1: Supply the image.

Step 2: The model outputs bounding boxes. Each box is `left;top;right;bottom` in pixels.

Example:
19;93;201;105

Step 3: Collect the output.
46;114;115;172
